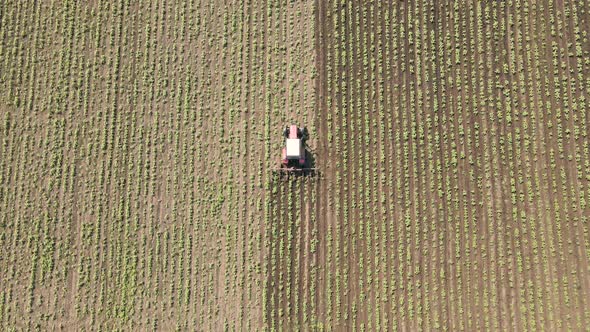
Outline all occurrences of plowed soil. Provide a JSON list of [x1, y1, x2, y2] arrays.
[[0, 0, 590, 331]]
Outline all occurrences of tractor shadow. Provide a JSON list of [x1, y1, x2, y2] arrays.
[[304, 145, 318, 172]]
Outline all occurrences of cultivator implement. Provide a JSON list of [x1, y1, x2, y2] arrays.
[[273, 167, 318, 179]]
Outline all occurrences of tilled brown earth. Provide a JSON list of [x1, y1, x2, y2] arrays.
[[1, 0, 590, 331], [310, 0, 590, 330]]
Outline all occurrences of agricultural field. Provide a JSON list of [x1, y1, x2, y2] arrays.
[[0, 0, 590, 330]]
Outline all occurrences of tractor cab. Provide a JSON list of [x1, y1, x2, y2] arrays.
[[282, 125, 306, 167]]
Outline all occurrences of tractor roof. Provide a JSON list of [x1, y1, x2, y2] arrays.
[[285, 139, 302, 159]]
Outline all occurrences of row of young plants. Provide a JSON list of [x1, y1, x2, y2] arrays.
[[0, 0, 589, 330], [317, 0, 590, 330], [263, 0, 318, 330], [0, 0, 269, 329]]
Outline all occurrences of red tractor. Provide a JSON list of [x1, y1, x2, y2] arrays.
[[277, 124, 316, 175]]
